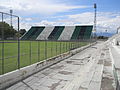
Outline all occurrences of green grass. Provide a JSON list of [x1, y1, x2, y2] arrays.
[[0, 41, 88, 75]]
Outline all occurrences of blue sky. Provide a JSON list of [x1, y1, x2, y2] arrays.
[[0, 0, 120, 33]]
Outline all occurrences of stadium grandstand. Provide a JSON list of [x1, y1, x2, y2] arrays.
[[21, 25, 93, 40]]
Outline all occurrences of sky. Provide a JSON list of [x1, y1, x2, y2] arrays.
[[0, 0, 120, 33]]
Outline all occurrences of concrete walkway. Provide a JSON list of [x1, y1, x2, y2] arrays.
[[6, 41, 115, 90]]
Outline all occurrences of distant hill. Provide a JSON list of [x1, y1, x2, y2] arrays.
[[96, 32, 115, 37]]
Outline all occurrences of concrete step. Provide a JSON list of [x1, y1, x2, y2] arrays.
[[62, 45, 104, 90], [88, 59, 104, 90], [86, 46, 106, 90], [61, 54, 96, 90], [78, 58, 97, 90], [101, 46, 115, 90]]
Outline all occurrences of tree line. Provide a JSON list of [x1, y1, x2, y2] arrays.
[[0, 22, 26, 39]]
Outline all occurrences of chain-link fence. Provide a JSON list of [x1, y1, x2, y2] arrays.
[[0, 12, 95, 75], [0, 12, 20, 75]]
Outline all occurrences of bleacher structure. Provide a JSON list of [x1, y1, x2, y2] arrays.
[[21, 25, 93, 40]]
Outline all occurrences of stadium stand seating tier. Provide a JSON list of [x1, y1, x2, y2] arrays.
[[48, 26, 65, 40], [71, 26, 81, 40], [21, 25, 93, 41], [21, 27, 45, 40], [58, 26, 75, 40], [77, 26, 86, 39], [36, 26, 54, 40], [28, 27, 45, 40], [21, 27, 36, 40], [83, 26, 93, 39]]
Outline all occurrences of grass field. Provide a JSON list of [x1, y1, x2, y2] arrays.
[[0, 40, 88, 75]]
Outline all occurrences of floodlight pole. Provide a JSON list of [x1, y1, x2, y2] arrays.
[[94, 3, 97, 39], [10, 9, 13, 27]]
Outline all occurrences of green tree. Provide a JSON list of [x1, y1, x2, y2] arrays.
[[0, 22, 17, 39]]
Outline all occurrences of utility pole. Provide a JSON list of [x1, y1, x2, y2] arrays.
[[93, 3, 97, 38]]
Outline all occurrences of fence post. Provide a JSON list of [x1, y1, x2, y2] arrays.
[[17, 17, 20, 69], [38, 40, 40, 62], [75, 40, 76, 49], [63, 38, 64, 53], [69, 41, 71, 51], [63, 41, 65, 53], [70, 41, 72, 50], [74, 40, 76, 49], [77, 40, 79, 48], [66, 40, 67, 52], [29, 41, 32, 65], [1, 12, 4, 74], [63, 41, 64, 53], [51, 40, 53, 57], [45, 37, 47, 60], [60, 39, 62, 55], [55, 40, 57, 55], [72, 41, 73, 49]]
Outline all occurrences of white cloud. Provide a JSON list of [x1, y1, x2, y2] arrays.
[[67, 12, 94, 24], [20, 22, 32, 30], [66, 12, 120, 33], [35, 20, 56, 26], [1, 0, 119, 33], [18, 12, 120, 33], [24, 18, 32, 22], [0, 0, 89, 15]]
